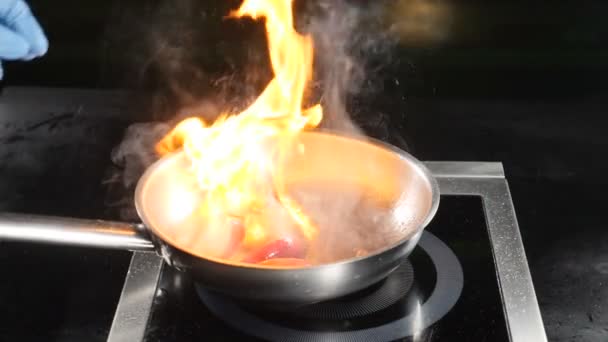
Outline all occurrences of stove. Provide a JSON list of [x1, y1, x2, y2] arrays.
[[0, 87, 547, 342], [107, 164, 548, 342]]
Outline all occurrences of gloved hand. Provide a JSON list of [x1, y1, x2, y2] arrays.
[[0, 0, 48, 79]]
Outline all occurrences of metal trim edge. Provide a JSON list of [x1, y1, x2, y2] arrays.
[[438, 177, 547, 342], [106, 251, 164, 342], [425, 161, 505, 178]]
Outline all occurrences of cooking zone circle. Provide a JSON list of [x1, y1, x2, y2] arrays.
[[280, 261, 415, 320], [197, 231, 464, 341], [199, 260, 415, 321]]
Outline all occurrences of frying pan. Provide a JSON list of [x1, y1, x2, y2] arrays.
[[0, 131, 439, 304]]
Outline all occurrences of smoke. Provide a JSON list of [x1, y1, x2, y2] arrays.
[[302, 0, 396, 135], [104, 0, 396, 221], [303, 0, 366, 134]]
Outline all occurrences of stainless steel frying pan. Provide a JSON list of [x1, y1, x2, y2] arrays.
[[0, 131, 439, 304]]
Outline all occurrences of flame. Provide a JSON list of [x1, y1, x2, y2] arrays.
[[156, 0, 322, 252]]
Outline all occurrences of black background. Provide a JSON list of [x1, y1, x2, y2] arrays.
[[2, 0, 607, 341]]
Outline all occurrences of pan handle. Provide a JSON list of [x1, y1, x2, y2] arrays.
[[0, 213, 155, 251]]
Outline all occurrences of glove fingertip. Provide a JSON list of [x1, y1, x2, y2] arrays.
[[8, 0, 49, 58], [29, 30, 48, 57], [22, 34, 47, 60]]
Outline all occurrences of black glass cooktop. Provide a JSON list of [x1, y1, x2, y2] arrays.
[[144, 196, 509, 342], [0, 103, 133, 342]]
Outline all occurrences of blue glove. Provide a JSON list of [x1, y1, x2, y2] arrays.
[[0, 0, 48, 79]]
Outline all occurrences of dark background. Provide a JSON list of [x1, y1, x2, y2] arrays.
[[2, 0, 607, 341]]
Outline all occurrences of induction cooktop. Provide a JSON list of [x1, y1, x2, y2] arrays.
[[109, 163, 547, 342]]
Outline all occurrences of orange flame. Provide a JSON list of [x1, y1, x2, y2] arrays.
[[156, 0, 322, 250]]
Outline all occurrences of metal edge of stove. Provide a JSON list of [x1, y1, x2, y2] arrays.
[[105, 161, 547, 342], [435, 162, 547, 342], [425, 161, 505, 178], [106, 252, 164, 342]]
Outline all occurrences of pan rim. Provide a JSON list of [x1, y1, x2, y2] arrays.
[[134, 130, 440, 270]]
